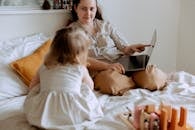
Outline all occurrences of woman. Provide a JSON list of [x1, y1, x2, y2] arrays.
[[70, 0, 150, 75]]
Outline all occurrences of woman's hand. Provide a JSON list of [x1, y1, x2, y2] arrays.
[[123, 44, 152, 55], [107, 63, 125, 74]]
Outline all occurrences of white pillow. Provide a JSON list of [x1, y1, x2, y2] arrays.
[[0, 33, 49, 100], [0, 33, 49, 64]]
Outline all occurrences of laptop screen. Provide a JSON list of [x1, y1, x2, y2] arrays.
[[117, 29, 157, 73], [147, 29, 157, 59]]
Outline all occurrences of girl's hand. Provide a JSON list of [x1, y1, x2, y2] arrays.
[[29, 72, 40, 90], [123, 44, 152, 55], [82, 66, 94, 90], [107, 63, 125, 74]]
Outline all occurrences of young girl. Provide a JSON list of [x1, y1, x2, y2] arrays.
[[24, 27, 104, 129]]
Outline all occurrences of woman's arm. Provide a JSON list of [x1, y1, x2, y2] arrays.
[[87, 57, 125, 74], [108, 22, 151, 55], [122, 44, 152, 55], [87, 57, 110, 71]]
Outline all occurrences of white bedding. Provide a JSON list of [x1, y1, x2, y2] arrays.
[[0, 96, 26, 120], [0, 34, 195, 130]]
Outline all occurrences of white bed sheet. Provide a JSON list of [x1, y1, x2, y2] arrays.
[[0, 33, 49, 100], [0, 71, 195, 130], [0, 96, 26, 120], [0, 32, 194, 129]]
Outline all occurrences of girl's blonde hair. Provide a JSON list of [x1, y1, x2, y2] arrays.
[[44, 27, 89, 67]]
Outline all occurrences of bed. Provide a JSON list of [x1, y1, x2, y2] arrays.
[[0, 10, 195, 130]]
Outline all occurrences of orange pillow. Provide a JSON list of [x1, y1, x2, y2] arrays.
[[10, 39, 52, 87], [132, 65, 168, 91], [94, 69, 135, 95]]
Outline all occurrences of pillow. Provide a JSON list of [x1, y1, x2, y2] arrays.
[[0, 66, 28, 100], [132, 65, 168, 91], [94, 69, 135, 95], [10, 39, 52, 87], [0, 33, 50, 100]]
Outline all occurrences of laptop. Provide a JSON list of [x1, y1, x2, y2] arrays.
[[117, 29, 157, 76]]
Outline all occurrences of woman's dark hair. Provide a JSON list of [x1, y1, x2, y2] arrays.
[[71, 0, 103, 21]]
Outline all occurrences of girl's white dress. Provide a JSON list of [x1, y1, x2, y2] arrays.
[[24, 64, 103, 129]]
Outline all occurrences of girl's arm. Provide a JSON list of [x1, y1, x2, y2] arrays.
[[29, 72, 40, 90], [82, 66, 94, 90]]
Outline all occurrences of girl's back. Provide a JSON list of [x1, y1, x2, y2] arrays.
[[24, 63, 103, 129], [39, 64, 83, 93]]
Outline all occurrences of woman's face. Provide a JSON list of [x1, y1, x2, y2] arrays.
[[74, 0, 97, 24]]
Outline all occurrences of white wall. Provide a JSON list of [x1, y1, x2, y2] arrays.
[[100, 0, 180, 73], [178, 0, 195, 75], [0, 10, 69, 40], [1, 0, 195, 74]]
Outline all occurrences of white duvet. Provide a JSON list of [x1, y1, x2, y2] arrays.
[[0, 71, 195, 130], [0, 34, 195, 130]]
